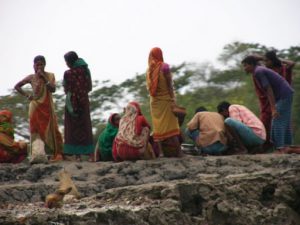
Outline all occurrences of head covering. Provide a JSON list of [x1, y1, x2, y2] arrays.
[[109, 113, 120, 127], [0, 110, 14, 138], [0, 110, 13, 123], [146, 47, 164, 96], [98, 113, 120, 160], [129, 102, 142, 116], [116, 102, 145, 147]]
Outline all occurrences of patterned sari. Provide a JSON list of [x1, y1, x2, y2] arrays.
[[0, 110, 27, 163], [29, 73, 63, 157], [112, 102, 155, 161], [63, 58, 94, 155]]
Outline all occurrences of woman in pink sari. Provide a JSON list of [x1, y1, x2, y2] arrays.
[[112, 102, 155, 161], [0, 110, 27, 163]]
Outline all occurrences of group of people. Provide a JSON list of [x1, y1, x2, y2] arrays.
[[13, 51, 94, 162], [0, 47, 298, 164], [185, 50, 298, 155]]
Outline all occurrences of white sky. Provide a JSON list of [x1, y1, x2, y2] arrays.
[[0, 0, 299, 95]]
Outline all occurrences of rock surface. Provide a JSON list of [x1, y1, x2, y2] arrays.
[[0, 154, 300, 225]]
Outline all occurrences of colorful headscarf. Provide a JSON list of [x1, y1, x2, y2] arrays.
[[0, 110, 14, 138], [0, 110, 12, 123], [116, 102, 146, 147], [146, 47, 164, 96]]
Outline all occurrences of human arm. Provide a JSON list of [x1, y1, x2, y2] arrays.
[[265, 86, 278, 118], [14, 75, 33, 100], [280, 58, 295, 69], [38, 71, 56, 93], [87, 70, 92, 92], [63, 71, 70, 94], [162, 64, 175, 102], [254, 70, 278, 118], [136, 116, 151, 135], [228, 106, 243, 122], [187, 113, 199, 131]]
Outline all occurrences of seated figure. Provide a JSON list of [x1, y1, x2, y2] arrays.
[[95, 113, 120, 161], [217, 101, 266, 153], [186, 106, 228, 155], [0, 110, 27, 163], [112, 102, 155, 161]]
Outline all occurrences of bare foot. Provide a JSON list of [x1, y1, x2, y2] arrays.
[[50, 154, 63, 162], [76, 155, 81, 162], [274, 148, 288, 154]]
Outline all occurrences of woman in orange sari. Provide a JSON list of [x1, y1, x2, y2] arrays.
[[0, 110, 27, 163], [15, 55, 63, 161], [146, 47, 182, 157]]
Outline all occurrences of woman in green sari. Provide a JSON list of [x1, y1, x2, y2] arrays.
[[95, 113, 120, 161]]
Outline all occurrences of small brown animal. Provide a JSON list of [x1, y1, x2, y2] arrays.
[[45, 187, 72, 208]]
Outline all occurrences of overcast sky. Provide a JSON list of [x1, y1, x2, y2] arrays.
[[0, 0, 299, 95]]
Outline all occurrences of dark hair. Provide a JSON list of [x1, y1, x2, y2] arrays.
[[33, 55, 46, 64], [265, 50, 281, 67], [64, 51, 79, 66], [195, 106, 207, 114], [217, 101, 231, 113], [241, 55, 258, 66]]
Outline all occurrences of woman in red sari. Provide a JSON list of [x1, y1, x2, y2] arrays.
[[112, 102, 155, 161], [0, 110, 27, 163], [15, 56, 63, 161]]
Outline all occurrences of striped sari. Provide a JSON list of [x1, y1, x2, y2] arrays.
[[271, 96, 293, 148]]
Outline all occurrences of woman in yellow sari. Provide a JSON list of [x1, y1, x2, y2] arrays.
[[146, 47, 182, 157], [15, 55, 63, 161]]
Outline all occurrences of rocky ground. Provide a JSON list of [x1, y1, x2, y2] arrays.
[[0, 154, 300, 225]]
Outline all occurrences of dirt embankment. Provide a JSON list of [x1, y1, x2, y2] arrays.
[[0, 154, 300, 225]]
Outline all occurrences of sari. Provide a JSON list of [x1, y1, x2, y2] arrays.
[[28, 73, 63, 157], [0, 110, 27, 163], [112, 102, 155, 161], [146, 47, 181, 156], [63, 58, 94, 155], [97, 113, 119, 161]]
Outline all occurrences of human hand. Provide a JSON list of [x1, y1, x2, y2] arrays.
[[37, 69, 47, 81], [171, 97, 176, 104], [27, 95, 34, 101]]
